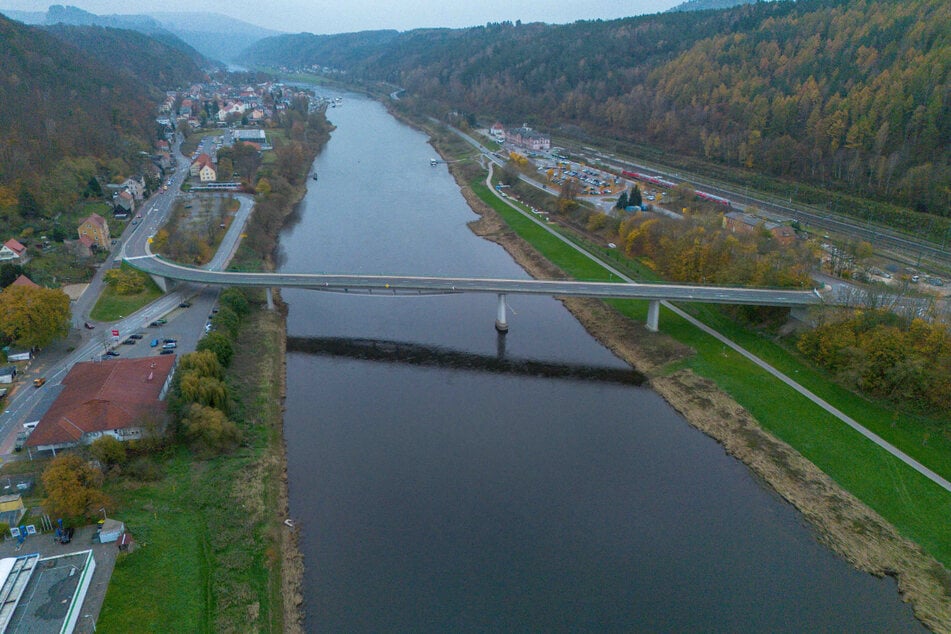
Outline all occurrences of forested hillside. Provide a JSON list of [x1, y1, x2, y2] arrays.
[[0, 16, 158, 192], [243, 0, 950, 216], [44, 24, 207, 88]]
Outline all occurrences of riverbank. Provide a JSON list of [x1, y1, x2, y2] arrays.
[[437, 148, 951, 630]]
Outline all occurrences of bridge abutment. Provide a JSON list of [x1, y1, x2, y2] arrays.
[[495, 293, 509, 333], [646, 300, 660, 332]]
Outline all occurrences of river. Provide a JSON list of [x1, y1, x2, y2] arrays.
[[278, 91, 925, 632]]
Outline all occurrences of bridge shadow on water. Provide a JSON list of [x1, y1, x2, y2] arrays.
[[286, 336, 645, 386]]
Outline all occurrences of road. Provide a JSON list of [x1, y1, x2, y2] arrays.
[[0, 134, 251, 455]]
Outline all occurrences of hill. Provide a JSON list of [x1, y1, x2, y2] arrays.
[[0, 14, 164, 208], [0, 4, 281, 63], [43, 23, 207, 87], [241, 0, 950, 217]]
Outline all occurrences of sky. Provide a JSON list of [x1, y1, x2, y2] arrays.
[[1, 0, 683, 34]]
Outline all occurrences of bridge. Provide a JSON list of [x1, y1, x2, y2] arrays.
[[125, 253, 823, 333]]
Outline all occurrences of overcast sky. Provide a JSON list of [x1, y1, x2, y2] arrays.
[[2, 0, 682, 34]]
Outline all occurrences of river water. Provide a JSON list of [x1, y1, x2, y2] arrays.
[[279, 91, 925, 632]]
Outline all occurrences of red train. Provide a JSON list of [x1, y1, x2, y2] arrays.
[[621, 170, 732, 207]]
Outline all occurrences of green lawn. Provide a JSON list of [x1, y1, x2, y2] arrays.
[[98, 307, 285, 633], [475, 177, 951, 568], [88, 264, 163, 322]]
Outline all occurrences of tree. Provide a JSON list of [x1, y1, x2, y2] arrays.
[[615, 191, 629, 210], [178, 372, 229, 410], [0, 285, 71, 348], [84, 176, 103, 199], [17, 187, 40, 219], [41, 454, 110, 520], [0, 263, 24, 289], [103, 268, 146, 295], [219, 288, 250, 317], [630, 185, 642, 207], [196, 331, 234, 367], [89, 436, 127, 467], [181, 403, 241, 456], [178, 349, 224, 380]]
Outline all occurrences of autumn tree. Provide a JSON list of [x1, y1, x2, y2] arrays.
[[42, 454, 111, 520], [181, 403, 241, 456], [0, 285, 71, 348], [89, 435, 128, 468], [104, 268, 146, 295]]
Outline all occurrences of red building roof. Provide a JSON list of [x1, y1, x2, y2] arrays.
[[3, 238, 26, 255], [81, 213, 108, 230], [27, 355, 176, 448], [10, 274, 38, 288]]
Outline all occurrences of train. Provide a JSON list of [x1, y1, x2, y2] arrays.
[[621, 170, 732, 207]]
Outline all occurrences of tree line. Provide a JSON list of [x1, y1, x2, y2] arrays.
[[244, 0, 950, 219]]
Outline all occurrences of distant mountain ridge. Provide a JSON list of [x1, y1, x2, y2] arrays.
[[0, 4, 281, 62]]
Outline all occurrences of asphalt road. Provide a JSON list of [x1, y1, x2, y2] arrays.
[[0, 134, 248, 456]]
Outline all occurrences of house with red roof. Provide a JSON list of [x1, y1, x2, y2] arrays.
[[0, 239, 27, 263], [190, 153, 215, 178], [26, 355, 177, 455]]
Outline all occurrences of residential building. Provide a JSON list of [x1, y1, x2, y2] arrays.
[[77, 213, 110, 249], [490, 122, 505, 140], [190, 153, 214, 177], [199, 163, 217, 182], [0, 239, 26, 263], [26, 355, 177, 455], [121, 176, 145, 201], [0, 367, 15, 384]]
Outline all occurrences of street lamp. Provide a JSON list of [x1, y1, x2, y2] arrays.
[[83, 614, 97, 632]]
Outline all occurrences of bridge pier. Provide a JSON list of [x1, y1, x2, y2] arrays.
[[266, 287, 274, 310], [148, 274, 169, 293], [646, 300, 660, 332], [495, 293, 509, 333]]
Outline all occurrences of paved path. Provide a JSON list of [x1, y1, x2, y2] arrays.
[[479, 163, 951, 495]]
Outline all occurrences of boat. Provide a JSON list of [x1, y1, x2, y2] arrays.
[[312, 172, 318, 181]]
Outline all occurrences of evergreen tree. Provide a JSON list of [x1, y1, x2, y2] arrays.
[[616, 191, 629, 210], [631, 185, 643, 207]]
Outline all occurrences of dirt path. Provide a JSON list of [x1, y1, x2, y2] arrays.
[[455, 157, 951, 633]]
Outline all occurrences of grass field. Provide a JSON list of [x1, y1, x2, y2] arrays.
[[97, 304, 286, 633], [88, 264, 163, 322], [472, 178, 951, 568]]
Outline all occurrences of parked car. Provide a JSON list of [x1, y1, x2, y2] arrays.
[[122, 338, 136, 345], [129, 333, 144, 339], [150, 339, 160, 348], [162, 342, 177, 350], [84, 322, 95, 329], [105, 350, 120, 357], [160, 349, 175, 355], [163, 338, 177, 344], [179, 301, 192, 308]]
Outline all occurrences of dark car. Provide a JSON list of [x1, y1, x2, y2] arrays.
[[105, 350, 120, 357], [160, 349, 175, 355], [122, 338, 136, 345], [163, 338, 177, 344], [179, 301, 192, 308], [84, 322, 95, 330], [129, 333, 144, 340]]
